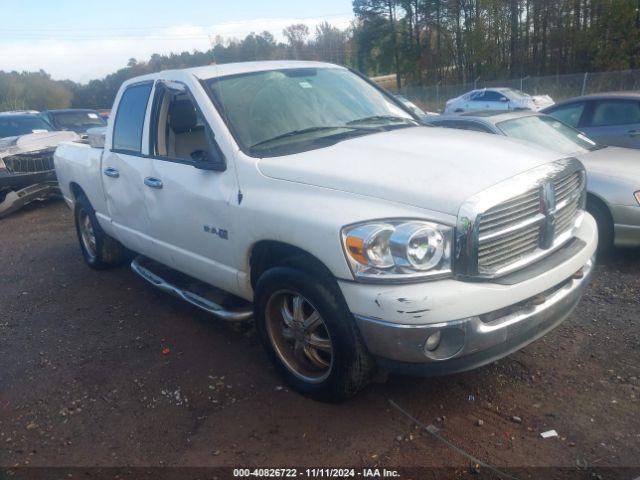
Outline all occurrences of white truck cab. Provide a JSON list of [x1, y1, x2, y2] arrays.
[[54, 61, 597, 401]]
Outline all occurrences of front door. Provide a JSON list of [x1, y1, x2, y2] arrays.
[[141, 80, 240, 294]]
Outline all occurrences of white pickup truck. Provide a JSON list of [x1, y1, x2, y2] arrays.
[[54, 61, 598, 401]]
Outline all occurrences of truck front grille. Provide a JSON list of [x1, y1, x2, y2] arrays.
[[477, 187, 544, 273], [3, 147, 56, 174], [455, 158, 586, 278], [553, 172, 582, 237]]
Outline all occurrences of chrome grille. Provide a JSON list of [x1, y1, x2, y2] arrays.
[[478, 222, 541, 271], [479, 188, 541, 235], [553, 172, 582, 236], [4, 148, 56, 174], [455, 158, 586, 278], [477, 188, 543, 272]]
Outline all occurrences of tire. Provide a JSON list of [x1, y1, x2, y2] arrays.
[[74, 193, 127, 270], [587, 197, 614, 256], [254, 265, 374, 402]]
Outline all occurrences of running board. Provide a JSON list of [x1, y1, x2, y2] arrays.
[[130, 257, 253, 322]]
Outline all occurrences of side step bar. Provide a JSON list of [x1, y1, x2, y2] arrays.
[[130, 257, 253, 322]]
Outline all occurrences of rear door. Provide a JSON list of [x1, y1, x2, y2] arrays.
[[102, 81, 155, 254], [581, 99, 640, 148]]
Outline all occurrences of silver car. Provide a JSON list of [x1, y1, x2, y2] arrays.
[[444, 88, 554, 114], [429, 111, 640, 251], [543, 92, 640, 149]]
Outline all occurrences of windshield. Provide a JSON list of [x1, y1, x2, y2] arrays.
[[0, 116, 52, 138], [50, 111, 106, 131], [204, 67, 415, 156], [497, 115, 600, 155]]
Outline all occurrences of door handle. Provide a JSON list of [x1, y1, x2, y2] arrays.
[[103, 167, 120, 178], [144, 177, 163, 189], [627, 129, 640, 137]]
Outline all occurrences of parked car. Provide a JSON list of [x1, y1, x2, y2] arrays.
[[444, 88, 554, 114], [54, 61, 597, 401], [543, 92, 640, 149], [41, 109, 107, 134], [429, 110, 640, 251], [0, 113, 78, 216]]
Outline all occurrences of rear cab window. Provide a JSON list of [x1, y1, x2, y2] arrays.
[[112, 83, 153, 153]]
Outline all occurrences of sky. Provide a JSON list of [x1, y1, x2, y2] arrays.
[[0, 0, 354, 83]]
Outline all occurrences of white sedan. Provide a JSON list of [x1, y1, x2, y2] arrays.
[[444, 88, 554, 114]]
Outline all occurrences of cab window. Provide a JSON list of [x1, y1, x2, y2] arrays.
[[151, 85, 211, 162], [112, 83, 152, 153]]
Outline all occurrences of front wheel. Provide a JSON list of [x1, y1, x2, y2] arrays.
[[254, 266, 374, 402]]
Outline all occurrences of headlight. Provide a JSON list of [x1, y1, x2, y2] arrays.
[[635, 191, 640, 205], [342, 220, 453, 282]]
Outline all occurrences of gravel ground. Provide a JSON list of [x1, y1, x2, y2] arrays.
[[1, 200, 639, 477]]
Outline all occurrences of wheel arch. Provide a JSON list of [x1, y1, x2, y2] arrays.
[[69, 182, 86, 203], [249, 240, 337, 290], [586, 191, 614, 223]]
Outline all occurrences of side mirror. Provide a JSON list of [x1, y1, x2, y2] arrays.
[[191, 150, 225, 171], [500, 97, 509, 103]]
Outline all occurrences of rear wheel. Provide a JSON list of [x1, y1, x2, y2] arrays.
[[74, 194, 127, 269], [254, 266, 374, 402]]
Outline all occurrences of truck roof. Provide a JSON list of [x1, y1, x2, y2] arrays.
[[124, 61, 345, 85]]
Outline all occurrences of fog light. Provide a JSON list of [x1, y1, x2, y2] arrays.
[[424, 331, 442, 352], [423, 327, 466, 360]]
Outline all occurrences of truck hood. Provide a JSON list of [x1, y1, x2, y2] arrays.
[[257, 127, 562, 215], [0, 131, 79, 159]]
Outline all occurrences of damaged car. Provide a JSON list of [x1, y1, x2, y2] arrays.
[[1, 112, 78, 217]]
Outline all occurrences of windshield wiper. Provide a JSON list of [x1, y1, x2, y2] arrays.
[[347, 115, 419, 126], [249, 125, 376, 149]]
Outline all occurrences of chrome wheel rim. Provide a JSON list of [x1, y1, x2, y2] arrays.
[[265, 290, 333, 383], [79, 208, 97, 259]]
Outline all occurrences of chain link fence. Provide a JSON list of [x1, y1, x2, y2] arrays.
[[399, 69, 640, 112]]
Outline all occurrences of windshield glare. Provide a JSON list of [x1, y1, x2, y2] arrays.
[[204, 68, 413, 155], [497, 115, 598, 155], [0, 116, 51, 138]]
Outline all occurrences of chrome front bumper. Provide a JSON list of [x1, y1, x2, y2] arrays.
[[354, 257, 594, 376]]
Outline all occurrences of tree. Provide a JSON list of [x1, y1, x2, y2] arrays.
[[283, 23, 310, 59], [314, 21, 348, 64], [354, 0, 403, 89]]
